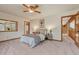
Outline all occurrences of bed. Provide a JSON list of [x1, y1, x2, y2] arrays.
[[20, 34, 45, 48]]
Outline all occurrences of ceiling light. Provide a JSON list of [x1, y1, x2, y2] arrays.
[[29, 10, 34, 13], [29, 9, 34, 13], [23, 4, 40, 13]]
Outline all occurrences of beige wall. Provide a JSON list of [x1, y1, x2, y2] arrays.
[[0, 12, 29, 41], [0, 8, 79, 41], [30, 9, 79, 41]]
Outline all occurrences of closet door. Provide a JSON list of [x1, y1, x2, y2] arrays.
[[75, 15, 79, 46], [69, 16, 76, 41]]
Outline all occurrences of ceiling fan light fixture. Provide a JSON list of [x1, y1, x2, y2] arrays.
[[23, 4, 40, 13], [28, 9, 34, 13], [26, 4, 31, 7], [29, 10, 34, 13]]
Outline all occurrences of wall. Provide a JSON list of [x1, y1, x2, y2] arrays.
[[30, 15, 61, 40], [52, 9, 79, 40], [0, 12, 29, 41], [0, 8, 79, 41], [30, 19, 40, 34], [30, 9, 79, 41], [45, 15, 61, 40]]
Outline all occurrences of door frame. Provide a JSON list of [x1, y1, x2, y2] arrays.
[[24, 21, 30, 35], [61, 16, 71, 41], [61, 12, 79, 42]]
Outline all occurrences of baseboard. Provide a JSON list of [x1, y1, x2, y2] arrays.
[[52, 39, 62, 42], [0, 37, 20, 43], [75, 42, 79, 48]]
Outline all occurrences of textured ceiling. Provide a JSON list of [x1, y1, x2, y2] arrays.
[[0, 4, 79, 19]]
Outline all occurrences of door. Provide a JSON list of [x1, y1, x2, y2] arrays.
[[75, 15, 79, 46], [69, 16, 76, 41], [61, 17, 71, 41]]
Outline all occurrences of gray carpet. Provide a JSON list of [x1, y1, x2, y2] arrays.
[[0, 36, 79, 55]]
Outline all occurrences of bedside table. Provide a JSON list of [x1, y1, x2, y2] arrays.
[[45, 33, 53, 40]]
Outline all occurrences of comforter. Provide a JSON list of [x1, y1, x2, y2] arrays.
[[20, 35, 42, 48]]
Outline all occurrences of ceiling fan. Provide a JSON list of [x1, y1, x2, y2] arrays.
[[22, 4, 41, 13]]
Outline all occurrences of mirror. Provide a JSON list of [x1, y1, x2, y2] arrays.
[[0, 19, 18, 32], [62, 17, 70, 35], [69, 17, 76, 40], [69, 20, 75, 29], [75, 15, 79, 44]]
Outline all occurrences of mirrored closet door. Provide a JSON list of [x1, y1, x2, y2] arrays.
[[69, 16, 76, 41], [75, 15, 79, 46]]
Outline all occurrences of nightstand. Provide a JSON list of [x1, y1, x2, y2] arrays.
[[45, 33, 53, 40]]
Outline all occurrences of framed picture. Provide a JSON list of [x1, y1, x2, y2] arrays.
[[40, 19, 45, 28]]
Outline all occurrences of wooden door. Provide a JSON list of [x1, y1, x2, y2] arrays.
[[75, 15, 79, 46], [69, 16, 76, 41], [61, 17, 71, 41]]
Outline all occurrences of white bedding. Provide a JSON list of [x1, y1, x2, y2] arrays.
[[38, 34, 45, 41]]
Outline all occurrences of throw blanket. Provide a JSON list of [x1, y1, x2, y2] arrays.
[[20, 35, 41, 48]]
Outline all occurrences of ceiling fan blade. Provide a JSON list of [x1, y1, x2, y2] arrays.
[[24, 10, 28, 12], [22, 4, 29, 8], [30, 5, 39, 9], [35, 5, 39, 8], [35, 11, 41, 13]]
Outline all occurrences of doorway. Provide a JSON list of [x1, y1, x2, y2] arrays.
[[61, 12, 79, 47], [61, 16, 71, 41], [24, 21, 30, 35]]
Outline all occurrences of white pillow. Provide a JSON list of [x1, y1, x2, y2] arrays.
[[39, 34, 45, 41]]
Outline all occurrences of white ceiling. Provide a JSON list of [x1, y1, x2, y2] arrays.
[[0, 4, 79, 19]]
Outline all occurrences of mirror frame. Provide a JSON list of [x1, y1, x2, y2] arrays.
[[0, 19, 18, 32]]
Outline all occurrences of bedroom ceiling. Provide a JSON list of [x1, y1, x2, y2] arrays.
[[0, 4, 79, 19]]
